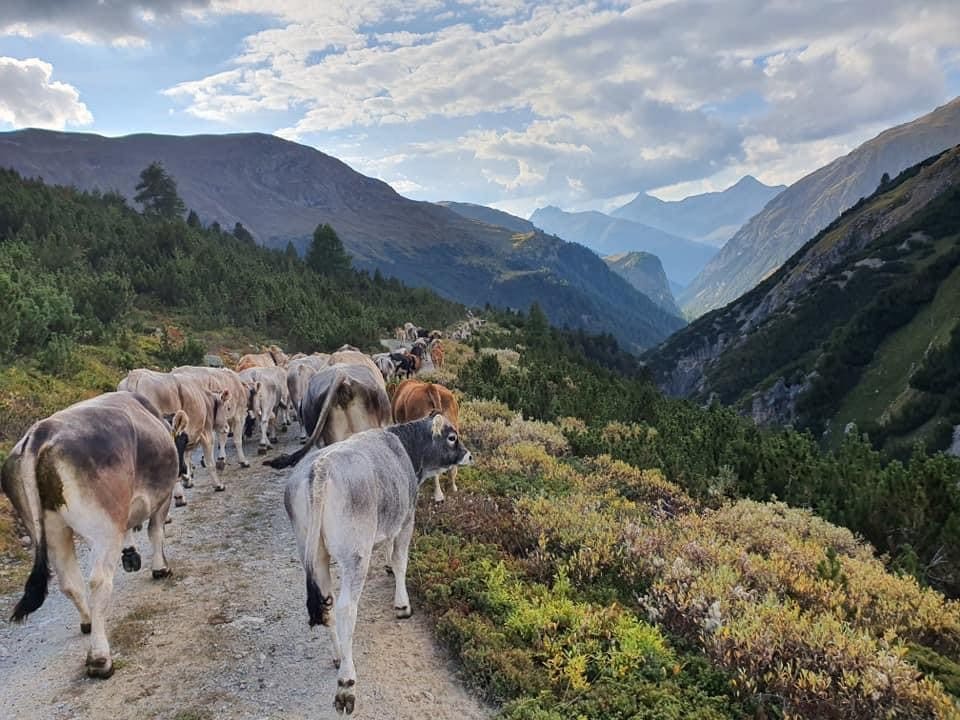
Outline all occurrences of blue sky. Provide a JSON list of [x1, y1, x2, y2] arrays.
[[1, 1, 959, 216]]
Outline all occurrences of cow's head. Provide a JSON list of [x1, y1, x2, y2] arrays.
[[209, 390, 231, 434], [172, 410, 190, 478], [421, 412, 472, 474], [243, 382, 261, 438]]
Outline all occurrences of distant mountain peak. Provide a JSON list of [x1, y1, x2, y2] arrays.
[[611, 175, 784, 247]]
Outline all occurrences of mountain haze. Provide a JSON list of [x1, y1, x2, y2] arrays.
[[529, 205, 716, 287], [682, 97, 960, 317], [613, 175, 785, 246], [646, 145, 960, 454], [437, 201, 535, 233], [0, 128, 682, 350], [603, 252, 681, 317]]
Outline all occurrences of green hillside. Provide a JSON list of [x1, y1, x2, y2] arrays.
[[646, 146, 960, 456]]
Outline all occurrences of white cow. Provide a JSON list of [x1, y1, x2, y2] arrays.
[[280, 414, 473, 714], [239, 366, 290, 454]]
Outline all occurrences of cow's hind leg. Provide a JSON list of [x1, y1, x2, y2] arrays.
[[86, 536, 123, 678], [333, 550, 371, 715], [305, 542, 339, 667], [148, 500, 172, 579], [390, 519, 415, 619], [202, 434, 225, 492], [121, 529, 142, 572], [47, 514, 91, 634], [231, 417, 251, 468]]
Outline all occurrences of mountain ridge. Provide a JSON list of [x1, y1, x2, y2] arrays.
[[681, 97, 960, 316], [612, 175, 785, 246], [0, 128, 682, 351]]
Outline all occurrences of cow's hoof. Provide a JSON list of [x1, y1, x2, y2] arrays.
[[164, 516, 173, 525], [333, 657, 341, 669], [85, 655, 114, 679], [121, 547, 142, 573], [152, 568, 172, 580], [227, 432, 234, 438], [174, 496, 187, 508], [300, 438, 307, 444], [433, 496, 445, 504], [181, 479, 194, 489], [269, 437, 279, 445], [200, 458, 206, 468], [335, 682, 356, 715], [80, 622, 91, 635], [215, 458, 226, 471], [214, 485, 226, 492], [384, 564, 394, 576], [257, 447, 267, 455], [394, 606, 412, 619], [240, 461, 250, 468]]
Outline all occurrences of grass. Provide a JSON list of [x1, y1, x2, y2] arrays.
[[832, 243, 960, 444]]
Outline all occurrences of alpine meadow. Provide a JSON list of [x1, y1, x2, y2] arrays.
[[1, 3, 960, 720]]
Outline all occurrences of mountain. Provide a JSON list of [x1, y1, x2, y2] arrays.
[[603, 252, 681, 317], [645, 145, 960, 455], [0, 128, 683, 351], [529, 206, 716, 287], [612, 175, 785, 246], [682, 97, 960, 317], [437, 201, 535, 233]]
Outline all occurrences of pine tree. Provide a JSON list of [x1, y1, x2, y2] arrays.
[[134, 161, 186, 219], [306, 223, 352, 276], [186, 210, 201, 228], [233, 222, 255, 245]]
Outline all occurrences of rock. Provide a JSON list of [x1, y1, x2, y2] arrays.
[[19, 536, 31, 548], [204, 354, 225, 367], [949, 425, 960, 457]]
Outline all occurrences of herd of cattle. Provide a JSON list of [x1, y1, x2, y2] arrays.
[[1, 327, 475, 715]]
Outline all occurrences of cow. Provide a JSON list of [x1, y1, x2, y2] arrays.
[[117, 369, 230, 492], [236, 345, 289, 372], [282, 413, 472, 714], [1, 392, 186, 679], [393, 326, 406, 342], [328, 349, 386, 390], [371, 352, 397, 383], [266, 362, 392, 471], [287, 355, 331, 441], [430, 341, 445, 370], [403, 322, 419, 343], [239, 366, 290, 454], [391, 379, 461, 502], [171, 366, 254, 469], [389, 352, 418, 380]]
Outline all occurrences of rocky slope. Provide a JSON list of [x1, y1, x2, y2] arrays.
[[529, 205, 716, 287], [645, 145, 960, 452], [0, 129, 681, 350], [603, 252, 681, 317], [681, 97, 960, 317], [612, 175, 785, 246]]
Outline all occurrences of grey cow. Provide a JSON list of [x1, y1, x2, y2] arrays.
[[1, 392, 186, 679], [278, 413, 472, 714]]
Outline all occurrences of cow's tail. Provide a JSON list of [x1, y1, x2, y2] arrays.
[[303, 468, 331, 626], [428, 383, 443, 414], [4, 435, 50, 622], [266, 370, 345, 469]]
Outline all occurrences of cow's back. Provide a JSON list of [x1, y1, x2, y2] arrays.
[[392, 380, 459, 426]]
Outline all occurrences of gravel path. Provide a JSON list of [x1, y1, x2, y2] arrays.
[[0, 436, 490, 720]]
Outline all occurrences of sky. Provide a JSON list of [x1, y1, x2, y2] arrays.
[[0, 1, 958, 217]]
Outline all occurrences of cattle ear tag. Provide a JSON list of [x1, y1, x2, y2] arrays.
[[431, 414, 445, 437]]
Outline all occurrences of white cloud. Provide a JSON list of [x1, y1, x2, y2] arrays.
[[0, 57, 93, 130], [163, 0, 960, 209]]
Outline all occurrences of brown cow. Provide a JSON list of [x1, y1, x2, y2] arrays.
[[2, 392, 185, 678], [236, 345, 289, 372], [391, 380, 460, 502], [430, 341, 445, 370]]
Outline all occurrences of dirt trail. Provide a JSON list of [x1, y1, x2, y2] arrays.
[[0, 437, 490, 720]]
